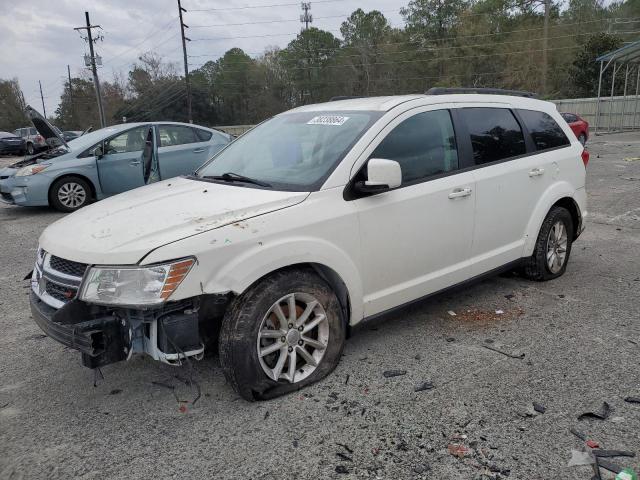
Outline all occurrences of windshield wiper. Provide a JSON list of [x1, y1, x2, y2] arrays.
[[203, 172, 272, 188]]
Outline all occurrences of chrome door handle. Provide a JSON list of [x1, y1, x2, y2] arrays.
[[448, 187, 472, 199], [129, 160, 141, 166], [529, 167, 545, 177], [193, 148, 205, 153]]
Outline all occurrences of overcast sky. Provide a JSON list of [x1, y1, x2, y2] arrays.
[[0, 0, 408, 117]]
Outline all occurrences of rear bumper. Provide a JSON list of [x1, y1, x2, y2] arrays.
[[30, 291, 129, 368]]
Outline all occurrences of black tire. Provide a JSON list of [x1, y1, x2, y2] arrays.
[[26, 143, 35, 155], [523, 206, 574, 281], [578, 133, 587, 146], [49, 176, 92, 212], [219, 268, 346, 401]]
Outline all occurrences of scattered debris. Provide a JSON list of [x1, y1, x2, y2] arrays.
[[336, 452, 352, 462], [448, 443, 471, 458], [264, 411, 270, 420], [495, 309, 504, 315], [578, 402, 611, 421], [178, 404, 188, 413], [293, 439, 299, 448], [109, 389, 122, 395], [446, 337, 456, 342], [483, 344, 525, 359], [344, 374, 350, 385], [624, 397, 640, 404], [335, 465, 349, 474], [533, 402, 546, 414], [598, 458, 623, 474], [593, 450, 635, 458], [383, 370, 407, 378], [567, 449, 595, 466], [570, 427, 587, 441], [504, 294, 515, 300], [336, 443, 353, 454], [624, 157, 640, 162], [615, 468, 638, 480], [414, 381, 434, 392], [447, 310, 457, 316], [413, 464, 430, 474], [587, 440, 600, 449]]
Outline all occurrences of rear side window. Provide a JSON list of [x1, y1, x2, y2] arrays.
[[561, 113, 578, 123], [371, 109, 458, 185], [158, 125, 197, 147], [193, 128, 213, 142], [519, 110, 571, 151], [459, 108, 526, 165]]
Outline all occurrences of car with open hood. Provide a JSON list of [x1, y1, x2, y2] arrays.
[[0, 106, 232, 211], [28, 90, 588, 401]]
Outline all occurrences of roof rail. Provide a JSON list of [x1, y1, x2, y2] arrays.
[[425, 87, 539, 99], [329, 96, 367, 101]]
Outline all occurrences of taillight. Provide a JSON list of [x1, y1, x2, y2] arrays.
[[35, 135, 44, 142], [581, 148, 589, 168]]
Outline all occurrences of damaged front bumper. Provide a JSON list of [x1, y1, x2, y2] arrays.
[[29, 290, 214, 369]]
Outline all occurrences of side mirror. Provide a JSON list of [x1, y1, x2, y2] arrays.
[[354, 158, 402, 194], [93, 145, 104, 158]]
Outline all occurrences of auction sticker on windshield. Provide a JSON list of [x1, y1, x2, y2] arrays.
[[307, 115, 350, 126]]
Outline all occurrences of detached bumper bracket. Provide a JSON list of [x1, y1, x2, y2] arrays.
[[30, 292, 128, 368]]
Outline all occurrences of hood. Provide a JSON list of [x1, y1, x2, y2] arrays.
[[39, 177, 309, 265], [0, 147, 71, 175], [26, 105, 69, 150]]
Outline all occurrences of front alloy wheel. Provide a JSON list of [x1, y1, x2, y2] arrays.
[[257, 292, 329, 384], [219, 268, 345, 401], [50, 177, 91, 212]]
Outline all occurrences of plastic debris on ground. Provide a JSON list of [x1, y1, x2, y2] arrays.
[[383, 369, 407, 378], [567, 449, 595, 466], [615, 468, 639, 480], [414, 381, 434, 392], [578, 402, 611, 421], [448, 443, 471, 458]]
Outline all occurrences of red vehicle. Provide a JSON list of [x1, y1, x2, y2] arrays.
[[561, 112, 589, 145]]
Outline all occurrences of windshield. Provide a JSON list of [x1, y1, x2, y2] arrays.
[[197, 111, 380, 191], [66, 125, 142, 153]]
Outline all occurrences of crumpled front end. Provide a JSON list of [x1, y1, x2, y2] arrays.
[[29, 248, 223, 368]]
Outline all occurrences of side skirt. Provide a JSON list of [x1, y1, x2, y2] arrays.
[[357, 258, 525, 327]]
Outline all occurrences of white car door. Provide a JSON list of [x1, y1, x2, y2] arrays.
[[457, 105, 562, 275], [350, 107, 476, 317]]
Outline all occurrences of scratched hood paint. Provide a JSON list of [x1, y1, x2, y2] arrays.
[[39, 177, 309, 265]]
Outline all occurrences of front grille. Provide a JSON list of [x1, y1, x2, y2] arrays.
[[49, 255, 88, 278], [45, 281, 77, 303]]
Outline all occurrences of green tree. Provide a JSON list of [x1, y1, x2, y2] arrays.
[[566, 32, 623, 97], [279, 28, 341, 103], [0, 78, 28, 131]]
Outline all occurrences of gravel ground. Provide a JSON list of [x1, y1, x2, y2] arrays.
[[1, 132, 639, 480]]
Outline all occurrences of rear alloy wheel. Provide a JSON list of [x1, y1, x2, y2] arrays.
[[50, 177, 91, 212], [219, 268, 345, 401], [26, 143, 35, 155], [523, 206, 574, 281], [578, 133, 587, 145]]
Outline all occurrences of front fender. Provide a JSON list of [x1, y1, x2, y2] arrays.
[[206, 236, 364, 325], [523, 181, 582, 256]]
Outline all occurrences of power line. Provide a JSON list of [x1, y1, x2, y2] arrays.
[[188, 0, 342, 12]]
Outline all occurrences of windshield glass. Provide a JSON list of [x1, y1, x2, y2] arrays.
[[197, 111, 380, 191], [66, 125, 141, 153]]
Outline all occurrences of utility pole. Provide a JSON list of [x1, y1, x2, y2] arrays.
[[300, 2, 312, 31], [38, 80, 47, 117], [67, 65, 75, 128], [541, 0, 550, 95], [74, 11, 106, 128], [178, 0, 192, 123]]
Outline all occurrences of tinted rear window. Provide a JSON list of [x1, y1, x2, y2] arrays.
[[519, 110, 571, 151], [459, 108, 526, 165]]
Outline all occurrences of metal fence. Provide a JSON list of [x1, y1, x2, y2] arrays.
[[552, 95, 640, 132]]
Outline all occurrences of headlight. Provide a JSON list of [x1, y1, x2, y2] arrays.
[[16, 164, 50, 176], [79, 258, 195, 307]]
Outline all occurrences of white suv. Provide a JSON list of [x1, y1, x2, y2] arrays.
[[30, 90, 588, 400]]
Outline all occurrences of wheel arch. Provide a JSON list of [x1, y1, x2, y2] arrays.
[[48, 173, 97, 203], [524, 184, 582, 256]]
